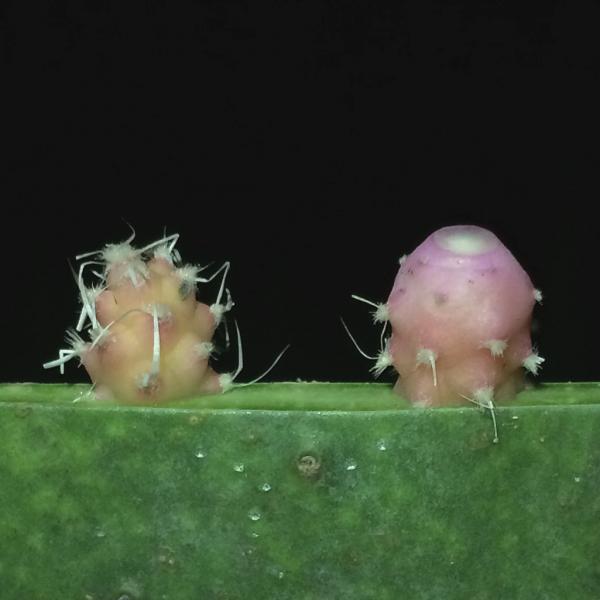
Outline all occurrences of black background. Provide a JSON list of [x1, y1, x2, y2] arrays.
[[3, 1, 599, 385]]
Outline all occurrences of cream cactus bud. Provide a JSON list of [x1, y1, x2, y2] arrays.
[[44, 231, 288, 404]]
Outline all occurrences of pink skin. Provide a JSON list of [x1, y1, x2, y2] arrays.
[[387, 225, 537, 407]]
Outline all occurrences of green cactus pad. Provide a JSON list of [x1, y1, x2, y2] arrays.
[[1, 382, 599, 599]]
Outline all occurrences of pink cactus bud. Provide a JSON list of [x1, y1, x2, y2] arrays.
[[385, 225, 542, 407]]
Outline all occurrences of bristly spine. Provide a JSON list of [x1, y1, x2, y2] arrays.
[[43, 229, 289, 403]]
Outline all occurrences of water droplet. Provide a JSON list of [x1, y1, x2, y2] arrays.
[[574, 476, 581, 483], [95, 529, 106, 538], [539, 437, 545, 443], [157, 545, 176, 567], [248, 509, 261, 521], [195, 450, 206, 459], [156, 556, 175, 567], [512, 415, 519, 420], [377, 440, 387, 451], [250, 532, 260, 538], [267, 566, 285, 579], [233, 463, 245, 473], [345, 459, 358, 471], [260, 483, 272, 492]]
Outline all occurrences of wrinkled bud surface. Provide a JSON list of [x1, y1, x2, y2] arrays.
[[45, 235, 233, 404], [86, 258, 225, 403], [387, 225, 540, 407]]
